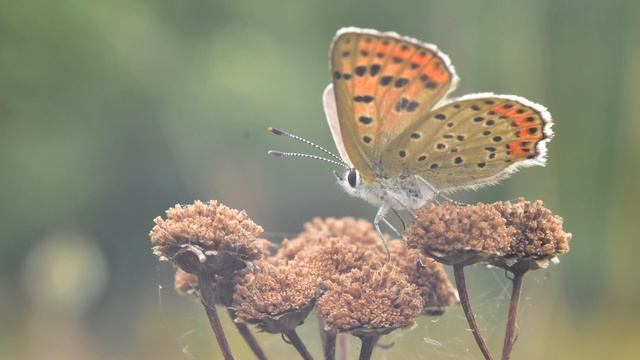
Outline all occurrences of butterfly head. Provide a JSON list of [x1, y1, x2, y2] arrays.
[[333, 167, 390, 207], [334, 168, 362, 192]]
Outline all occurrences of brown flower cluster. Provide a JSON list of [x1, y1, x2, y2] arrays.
[[317, 264, 423, 332], [495, 199, 570, 257], [152, 198, 571, 360], [274, 217, 383, 264], [233, 217, 457, 334], [150, 200, 265, 276], [233, 261, 317, 333], [406, 199, 571, 270], [388, 240, 458, 314]]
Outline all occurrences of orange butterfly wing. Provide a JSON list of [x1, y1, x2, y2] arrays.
[[329, 28, 457, 181]]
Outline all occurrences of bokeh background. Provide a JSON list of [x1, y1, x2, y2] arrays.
[[2, 0, 639, 359]]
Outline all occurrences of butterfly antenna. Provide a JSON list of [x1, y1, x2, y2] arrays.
[[267, 127, 347, 166], [268, 150, 350, 169]]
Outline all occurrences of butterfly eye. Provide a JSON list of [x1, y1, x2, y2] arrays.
[[347, 169, 358, 188]]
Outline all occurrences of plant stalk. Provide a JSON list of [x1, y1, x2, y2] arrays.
[[227, 309, 268, 360], [283, 329, 314, 360], [198, 274, 235, 360], [338, 333, 349, 360], [357, 335, 380, 360], [453, 264, 493, 360], [501, 270, 526, 360], [323, 330, 336, 360], [317, 313, 336, 360]]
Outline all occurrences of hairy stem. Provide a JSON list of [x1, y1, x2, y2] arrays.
[[501, 270, 526, 360], [283, 329, 314, 360], [453, 264, 494, 360], [198, 274, 235, 360], [227, 309, 268, 360], [357, 335, 380, 360]]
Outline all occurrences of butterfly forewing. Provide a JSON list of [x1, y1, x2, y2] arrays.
[[381, 95, 552, 190], [330, 29, 457, 181]]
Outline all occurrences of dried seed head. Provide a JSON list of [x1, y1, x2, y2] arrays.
[[274, 217, 384, 264], [272, 237, 308, 265], [297, 236, 386, 282], [233, 261, 317, 333], [317, 264, 423, 333], [491, 198, 572, 271], [149, 200, 264, 276], [174, 268, 199, 295], [388, 240, 458, 315], [406, 200, 571, 271], [406, 202, 515, 265], [300, 217, 383, 246], [258, 238, 274, 258]]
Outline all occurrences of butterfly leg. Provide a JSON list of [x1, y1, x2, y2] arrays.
[[374, 202, 392, 259], [391, 208, 407, 232], [382, 217, 402, 239], [416, 175, 462, 205]]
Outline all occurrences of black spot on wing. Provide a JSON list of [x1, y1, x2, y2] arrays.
[[354, 95, 375, 103]]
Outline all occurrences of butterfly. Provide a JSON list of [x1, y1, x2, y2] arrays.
[[269, 27, 553, 247]]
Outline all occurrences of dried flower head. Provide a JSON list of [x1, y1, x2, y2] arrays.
[[257, 238, 274, 258], [174, 268, 199, 295], [317, 264, 423, 334], [406, 199, 571, 271], [491, 198, 572, 271], [406, 202, 515, 265], [149, 200, 264, 276], [274, 217, 384, 264], [388, 240, 458, 315], [300, 217, 383, 247], [296, 236, 386, 282], [233, 261, 317, 333]]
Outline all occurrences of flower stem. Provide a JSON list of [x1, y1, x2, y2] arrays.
[[283, 329, 314, 360], [357, 335, 380, 360], [227, 309, 268, 360], [453, 264, 493, 360], [501, 270, 526, 360], [317, 313, 336, 360], [338, 333, 349, 360], [198, 274, 235, 360], [323, 330, 336, 360]]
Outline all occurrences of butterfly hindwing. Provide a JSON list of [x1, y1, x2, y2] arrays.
[[380, 94, 553, 190], [330, 28, 457, 181]]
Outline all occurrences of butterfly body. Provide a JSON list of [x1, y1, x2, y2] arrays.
[[336, 169, 436, 211]]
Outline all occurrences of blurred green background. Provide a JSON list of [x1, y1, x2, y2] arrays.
[[1, 0, 639, 359]]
